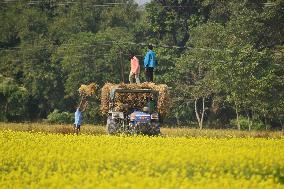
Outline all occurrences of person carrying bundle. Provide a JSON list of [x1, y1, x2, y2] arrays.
[[74, 97, 88, 135]]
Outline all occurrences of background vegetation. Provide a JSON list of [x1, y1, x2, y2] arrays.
[[0, 0, 283, 130]]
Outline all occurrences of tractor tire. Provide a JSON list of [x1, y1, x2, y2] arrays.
[[149, 122, 160, 135], [107, 116, 118, 135], [129, 123, 138, 135]]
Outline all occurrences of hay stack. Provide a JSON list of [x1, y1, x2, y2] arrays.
[[101, 83, 114, 113], [100, 83, 170, 116]]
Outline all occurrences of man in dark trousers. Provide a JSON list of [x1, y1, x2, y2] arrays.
[[144, 44, 157, 82]]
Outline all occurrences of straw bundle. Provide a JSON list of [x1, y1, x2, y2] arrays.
[[78, 83, 97, 97], [101, 83, 113, 113], [100, 83, 170, 116]]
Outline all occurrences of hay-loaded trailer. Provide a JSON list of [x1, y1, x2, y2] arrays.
[[101, 83, 169, 135]]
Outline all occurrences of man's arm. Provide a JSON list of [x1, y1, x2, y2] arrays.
[[81, 100, 88, 112], [78, 97, 87, 110], [144, 52, 149, 67]]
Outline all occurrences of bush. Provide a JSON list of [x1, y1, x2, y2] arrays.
[[47, 109, 73, 124], [82, 101, 103, 124], [230, 116, 266, 131]]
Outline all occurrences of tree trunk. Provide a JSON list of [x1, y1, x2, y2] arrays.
[[279, 119, 283, 132], [247, 113, 251, 131], [195, 98, 206, 130], [246, 111, 252, 131], [264, 116, 268, 130], [176, 115, 180, 126], [194, 99, 200, 128], [263, 109, 268, 130], [201, 97, 205, 129], [5, 102, 8, 118], [120, 52, 125, 83], [235, 101, 240, 130]]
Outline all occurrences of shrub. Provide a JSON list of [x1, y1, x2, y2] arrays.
[[230, 116, 266, 131], [47, 109, 73, 124]]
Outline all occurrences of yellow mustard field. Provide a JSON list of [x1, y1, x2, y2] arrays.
[[0, 130, 284, 189]]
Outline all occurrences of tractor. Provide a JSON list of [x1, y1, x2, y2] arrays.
[[106, 88, 160, 135]]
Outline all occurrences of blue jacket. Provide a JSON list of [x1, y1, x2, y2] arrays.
[[74, 108, 82, 126], [144, 50, 157, 68]]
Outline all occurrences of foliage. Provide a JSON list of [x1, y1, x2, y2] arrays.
[[47, 109, 73, 124], [145, 0, 205, 46], [0, 76, 28, 121], [230, 116, 267, 131]]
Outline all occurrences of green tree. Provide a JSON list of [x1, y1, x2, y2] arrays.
[[185, 1, 284, 129], [21, 38, 62, 119], [144, 0, 205, 46], [0, 75, 28, 121]]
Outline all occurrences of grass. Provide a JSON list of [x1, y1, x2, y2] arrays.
[[0, 122, 106, 135], [162, 127, 284, 138], [0, 122, 283, 138]]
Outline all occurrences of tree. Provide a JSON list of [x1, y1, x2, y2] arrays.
[[0, 75, 28, 121], [145, 0, 205, 46], [21, 37, 63, 119], [174, 51, 216, 129]]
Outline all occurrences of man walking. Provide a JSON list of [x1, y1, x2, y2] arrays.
[[144, 44, 157, 82], [129, 52, 140, 84]]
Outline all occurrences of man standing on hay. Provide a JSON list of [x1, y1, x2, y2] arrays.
[[129, 52, 140, 84], [144, 44, 157, 82]]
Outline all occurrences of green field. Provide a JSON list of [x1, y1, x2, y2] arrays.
[[0, 123, 284, 188]]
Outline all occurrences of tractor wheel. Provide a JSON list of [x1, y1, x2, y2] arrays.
[[129, 123, 137, 135], [107, 116, 117, 134], [150, 122, 160, 135]]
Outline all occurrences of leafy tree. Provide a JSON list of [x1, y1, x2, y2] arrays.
[[185, 1, 284, 129], [145, 0, 205, 46], [0, 75, 28, 121], [100, 1, 139, 30], [21, 38, 62, 119], [18, 8, 49, 42]]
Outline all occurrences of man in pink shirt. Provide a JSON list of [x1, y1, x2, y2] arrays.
[[129, 52, 140, 84]]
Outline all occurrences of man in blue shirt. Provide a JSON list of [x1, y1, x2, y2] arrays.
[[74, 98, 87, 135], [144, 44, 157, 82]]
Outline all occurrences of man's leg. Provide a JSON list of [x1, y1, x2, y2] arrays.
[[74, 124, 80, 135], [129, 72, 134, 84], [76, 128, 79, 135], [145, 68, 150, 82], [149, 67, 154, 82], [144, 68, 148, 82], [76, 125, 80, 135], [135, 73, 140, 83], [73, 124, 76, 133]]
